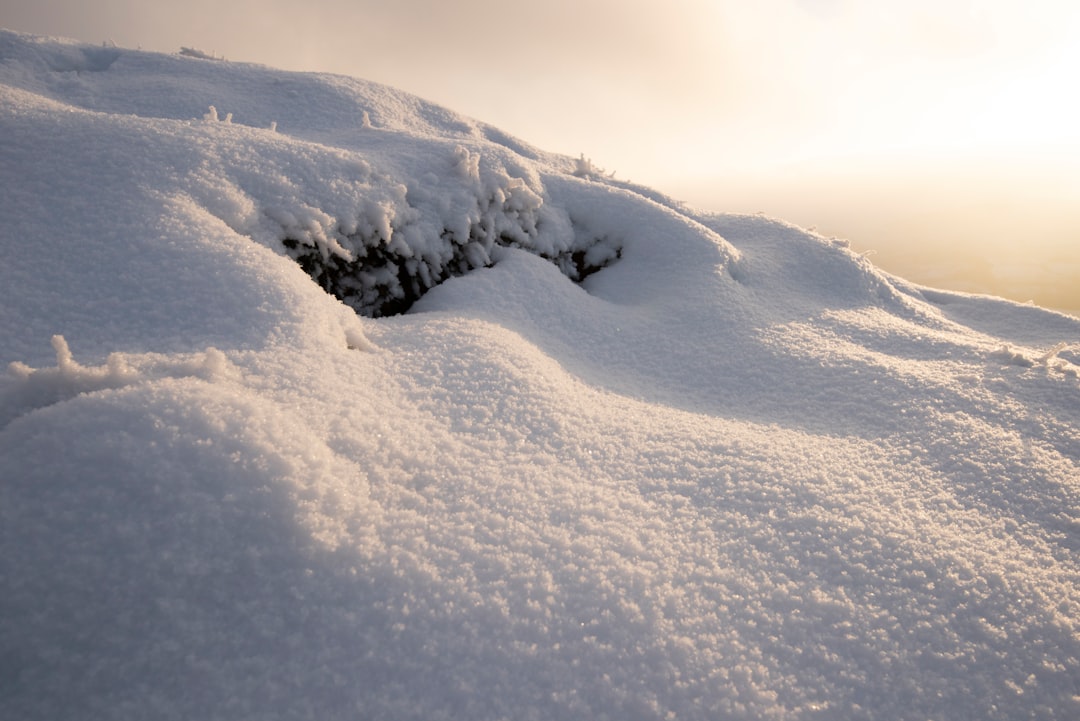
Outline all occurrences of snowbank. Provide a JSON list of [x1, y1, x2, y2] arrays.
[[2, 30, 1079, 721]]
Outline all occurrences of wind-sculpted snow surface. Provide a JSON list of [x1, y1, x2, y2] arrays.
[[2, 31, 1079, 721]]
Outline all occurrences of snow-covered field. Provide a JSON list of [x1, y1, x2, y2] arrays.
[[2, 30, 1079, 720]]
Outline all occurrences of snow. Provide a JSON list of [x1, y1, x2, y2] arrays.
[[2, 29, 1079, 720]]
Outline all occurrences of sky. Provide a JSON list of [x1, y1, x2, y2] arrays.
[[5, 0, 1080, 309]]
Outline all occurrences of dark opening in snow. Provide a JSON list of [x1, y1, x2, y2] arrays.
[[281, 226, 621, 317]]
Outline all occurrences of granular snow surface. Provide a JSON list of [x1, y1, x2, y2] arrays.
[[1, 30, 1078, 721]]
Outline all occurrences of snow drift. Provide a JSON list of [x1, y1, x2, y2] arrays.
[[1, 30, 1079, 721]]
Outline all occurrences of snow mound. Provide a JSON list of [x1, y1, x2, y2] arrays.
[[2, 30, 1079, 721]]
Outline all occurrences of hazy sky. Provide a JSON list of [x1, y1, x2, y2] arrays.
[[6, 0, 1080, 308]]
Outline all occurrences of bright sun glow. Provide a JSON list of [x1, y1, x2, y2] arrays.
[[682, 0, 1080, 171]]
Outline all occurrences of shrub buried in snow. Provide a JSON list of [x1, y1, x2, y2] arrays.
[[279, 146, 621, 317]]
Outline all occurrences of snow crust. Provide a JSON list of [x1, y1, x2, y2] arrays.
[[2, 30, 1079, 720]]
